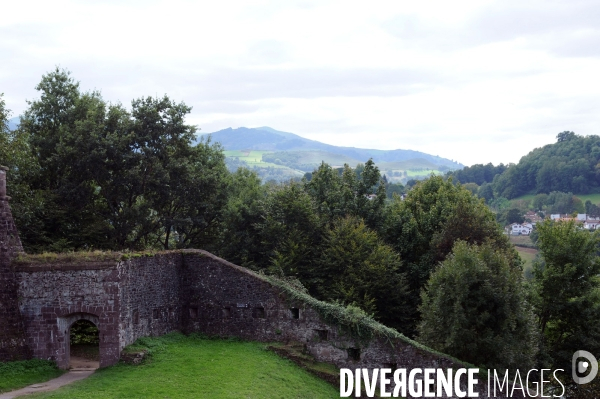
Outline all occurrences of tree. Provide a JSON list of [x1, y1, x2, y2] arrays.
[[218, 168, 265, 267], [418, 241, 538, 371], [533, 193, 548, 211], [316, 216, 410, 330], [529, 220, 600, 372], [304, 160, 386, 230], [383, 176, 513, 335], [17, 68, 229, 251], [498, 208, 525, 226], [261, 182, 322, 282], [585, 200, 600, 218], [477, 182, 494, 202]]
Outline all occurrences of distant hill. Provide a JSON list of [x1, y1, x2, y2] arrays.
[[474, 131, 600, 199], [199, 127, 462, 169]]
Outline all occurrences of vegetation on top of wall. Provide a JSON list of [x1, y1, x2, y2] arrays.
[[11, 249, 173, 266], [260, 273, 479, 371], [11, 250, 123, 265]]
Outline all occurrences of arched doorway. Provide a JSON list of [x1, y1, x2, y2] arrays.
[[69, 319, 100, 370], [58, 313, 100, 370]]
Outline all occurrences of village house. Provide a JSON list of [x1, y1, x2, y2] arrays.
[[509, 223, 532, 235]]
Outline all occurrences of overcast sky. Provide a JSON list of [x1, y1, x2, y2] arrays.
[[2, 0, 600, 166]]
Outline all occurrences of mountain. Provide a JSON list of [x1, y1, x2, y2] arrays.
[[199, 127, 462, 169]]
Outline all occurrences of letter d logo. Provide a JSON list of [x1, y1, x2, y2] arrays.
[[572, 350, 598, 385]]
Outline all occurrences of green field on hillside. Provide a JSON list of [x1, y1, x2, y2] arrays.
[[574, 193, 600, 204], [405, 169, 443, 177], [27, 333, 338, 399], [282, 150, 361, 167], [224, 150, 287, 168], [512, 192, 600, 205]]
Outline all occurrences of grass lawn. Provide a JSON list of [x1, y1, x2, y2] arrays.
[[0, 359, 64, 393], [515, 246, 538, 272], [27, 333, 339, 399]]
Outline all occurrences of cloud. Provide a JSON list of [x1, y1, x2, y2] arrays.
[[3, 0, 600, 166]]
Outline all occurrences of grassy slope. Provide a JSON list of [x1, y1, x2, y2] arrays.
[[512, 192, 600, 205], [27, 334, 339, 399], [224, 149, 444, 182], [0, 359, 64, 393]]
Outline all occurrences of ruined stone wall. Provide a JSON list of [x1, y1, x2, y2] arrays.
[[15, 262, 121, 368], [180, 250, 522, 399], [0, 166, 28, 361], [117, 254, 183, 349]]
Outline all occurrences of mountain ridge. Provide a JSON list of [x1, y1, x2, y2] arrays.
[[199, 126, 463, 168]]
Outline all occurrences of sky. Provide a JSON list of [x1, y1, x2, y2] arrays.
[[2, 0, 600, 166]]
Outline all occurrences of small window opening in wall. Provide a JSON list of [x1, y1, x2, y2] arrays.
[[290, 308, 300, 319], [347, 347, 360, 361], [223, 307, 232, 318], [153, 309, 159, 319], [315, 329, 328, 341], [252, 307, 265, 319], [133, 310, 139, 325], [383, 362, 397, 371], [189, 307, 198, 319]]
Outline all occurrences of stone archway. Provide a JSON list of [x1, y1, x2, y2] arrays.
[[58, 313, 100, 369]]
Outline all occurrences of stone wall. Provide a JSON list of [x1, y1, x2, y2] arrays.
[[118, 254, 183, 349], [180, 250, 522, 398], [9, 249, 524, 397], [0, 166, 28, 361], [16, 262, 121, 368]]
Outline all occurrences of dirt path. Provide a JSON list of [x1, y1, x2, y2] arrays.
[[0, 357, 98, 399]]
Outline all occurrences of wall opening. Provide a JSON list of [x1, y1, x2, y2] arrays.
[[290, 308, 300, 319], [222, 307, 232, 318], [315, 329, 329, 341], [347, 347, 360, 361], [189, 307, 198, 319], [69, 319, 100, 370], [252, 307, 265, 319]]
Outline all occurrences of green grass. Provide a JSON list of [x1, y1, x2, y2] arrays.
[[224, 150, 287, 168], [405, 169, 442, 177], [515, 247, 537, 268], [27, 333, 339, 399], [0, 359, 64, 393], [574, 193, 600, 205], [512, 192, 600, 205]]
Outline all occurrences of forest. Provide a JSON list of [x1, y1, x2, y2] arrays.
[[1, 68, 600, 397], [450, 131, 600, 201]]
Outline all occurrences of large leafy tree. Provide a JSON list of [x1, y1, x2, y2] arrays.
[[383, 176, 513, 335], [0, 94, 41, 233], [15, 68, 229, 251], [530, 220, 600, 372], [418, 241, 538, 371]]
